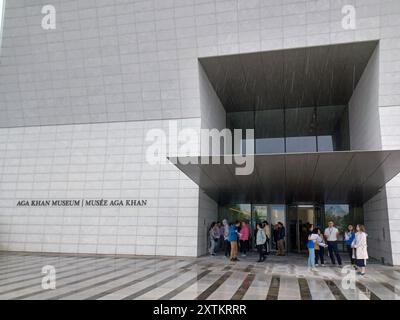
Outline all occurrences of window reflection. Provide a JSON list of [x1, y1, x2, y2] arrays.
[[227, 105, 349, 154], [227, 111, 254, 155], [285, 107, 316, 152], [255, 109, 285, 154], [317, 136, 334, 151], [317, 105, 349, 151], [286, 136, 317, 152], [324, 204, 363, 252], [218, 204, 286, 251]]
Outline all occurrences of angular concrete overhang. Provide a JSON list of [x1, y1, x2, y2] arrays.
[[199, 41, 378, 112], [170, 150, 400, 206]]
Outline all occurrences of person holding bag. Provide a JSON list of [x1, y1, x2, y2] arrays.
[[308, 227, 328, 271], [263, 221, 271, 256], [256, 223, 267, 262], [314, 228, 326, 267]]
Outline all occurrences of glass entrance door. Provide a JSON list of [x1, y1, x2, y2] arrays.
[[288, 205, 317, 253]]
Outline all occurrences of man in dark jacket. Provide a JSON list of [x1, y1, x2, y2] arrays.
[[276, 222, 286, 256]]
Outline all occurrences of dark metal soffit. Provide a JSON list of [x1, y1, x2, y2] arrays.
[[170, 150, 400, 205], [199, 41, 378, 112]]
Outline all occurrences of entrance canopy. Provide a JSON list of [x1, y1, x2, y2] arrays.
[[170, 150, 400, 205]]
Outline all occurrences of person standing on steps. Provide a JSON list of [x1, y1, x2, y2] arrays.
[[307, 226, 317, 271], [217, 221, 225, 252], [276, 222, 286, 256], [352, 224, 368, 276], [315, 228, 326, 267], [324, 221, 342, 267], [308, 227, 328, 271], [273, 224, 279, 251], [256, 223, 267, 262], [222, 219, 230, 258], [239, 220, 250, 257], [229, 221, 241, 262], [208, 222, 219, 256], [263, 221, 271, 256]]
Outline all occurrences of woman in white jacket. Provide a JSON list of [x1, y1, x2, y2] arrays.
[[351, 224, 368, 276]]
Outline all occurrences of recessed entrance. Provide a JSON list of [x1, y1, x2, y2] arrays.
[[288, 205, 323, 253], [218, 204, 286, 253], [218, 203, 361, 254]]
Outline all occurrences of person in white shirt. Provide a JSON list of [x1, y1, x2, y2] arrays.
[[324, 221, 342, 266], [351, 224, 368, 276]]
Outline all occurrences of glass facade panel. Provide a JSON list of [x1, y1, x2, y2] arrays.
[[255, 109, 285, 154], [317, 135, 334, 151], [317, 105, 349, 151], [227, 111, 254, 154], [324, 204, 364, 252], [227, 105, 349, 154], [219, 203, 363, 253], [219, 203, 286, 251], [324, 204, 350, 238], [269, 205, 286, 226], [286, 136, 317, 152], [218, 204, 251, 223], [269, 205, 286, 251], [285, 107, 317, 152], [252, 205, 267, 222]]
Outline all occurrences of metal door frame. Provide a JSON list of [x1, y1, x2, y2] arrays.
[[287, 204, 320, 253]]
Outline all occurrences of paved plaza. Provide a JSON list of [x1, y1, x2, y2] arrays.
[[0, 252, 399, 300]]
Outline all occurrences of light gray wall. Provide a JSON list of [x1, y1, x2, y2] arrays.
[[1, 0, 400, 261], [379, 105, 400, 265], [347, 45, 391, 263], [2, 0, 400, 128], [376, 5, 400, 265], [199, 63, 226, 131], [197, 62, 225, 254], [0, 118, 202, 256], [363, 190, 394, 264], [197, 190, 218, 256], [349, 46, 381, 151], [0, 0, 201, 127]]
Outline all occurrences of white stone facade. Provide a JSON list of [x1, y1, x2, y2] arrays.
[[0, 0, 399, 262]]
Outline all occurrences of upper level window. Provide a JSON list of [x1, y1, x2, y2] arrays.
[[226, 105, 349, 154]]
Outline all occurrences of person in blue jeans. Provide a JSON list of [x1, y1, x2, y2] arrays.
[[228, 221, 241, 261], [307, 225, 316, 271], [308, 227, 327, 271]]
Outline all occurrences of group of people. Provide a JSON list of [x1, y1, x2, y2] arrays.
[[208, 220, 286, 262], [306, 221, 368, 275], [209, 219, 369, 275]]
